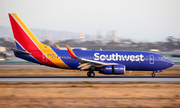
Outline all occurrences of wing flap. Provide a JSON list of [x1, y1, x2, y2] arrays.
[[80, 65, 91, 70], [78, 63, 90, 68]]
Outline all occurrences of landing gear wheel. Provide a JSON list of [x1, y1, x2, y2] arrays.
[[151, 73, 155, 77], [87, 72, 91, 77], [90, 72, 95, 77], [87, 71, 95, 77]]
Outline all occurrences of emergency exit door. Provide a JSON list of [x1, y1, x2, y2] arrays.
[[149, 55, 154, 64]]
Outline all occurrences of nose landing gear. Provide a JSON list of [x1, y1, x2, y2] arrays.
[[151, 72, 155, 77], [151, 70, 162, 77]]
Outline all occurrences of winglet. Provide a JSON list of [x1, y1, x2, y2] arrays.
[[66, 45, 78, 59], [56, 45, 61, 49]]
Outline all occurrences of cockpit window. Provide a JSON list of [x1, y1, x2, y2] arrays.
[[159, 57, 165, 60], [163, 57, 166, 59]]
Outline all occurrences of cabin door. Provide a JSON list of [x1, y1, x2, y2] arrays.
[[149, 55, 154, 64], [43, 54, 47, 62]]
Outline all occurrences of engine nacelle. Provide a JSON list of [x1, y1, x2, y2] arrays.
[[99, 65, 125, 74]]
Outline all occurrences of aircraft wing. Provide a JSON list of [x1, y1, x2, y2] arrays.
[[66, 45, 117, 70]]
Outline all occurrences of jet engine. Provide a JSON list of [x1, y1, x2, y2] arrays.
[[99, 65, 125, 74]]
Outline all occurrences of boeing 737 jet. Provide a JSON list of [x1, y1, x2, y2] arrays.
[[8, 13, 174, 77]]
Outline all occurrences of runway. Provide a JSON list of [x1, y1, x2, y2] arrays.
[[0, 65, 179, 83], [0, 64, 180, 70], [0, 76, 180, 83]]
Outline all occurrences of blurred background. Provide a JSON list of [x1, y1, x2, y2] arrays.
[[0, 0, 180, 63]]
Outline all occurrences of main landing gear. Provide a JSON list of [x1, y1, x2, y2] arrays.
[[87, 71, 95, 77], [151, 72, 155, 77]]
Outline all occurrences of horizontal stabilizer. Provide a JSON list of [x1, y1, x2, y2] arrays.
[[8, 48, 31, 55]]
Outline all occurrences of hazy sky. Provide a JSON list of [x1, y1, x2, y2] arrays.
[[0, 0, 180, 42]]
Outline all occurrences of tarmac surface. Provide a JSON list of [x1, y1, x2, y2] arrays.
[[0, 76, 180, 83], [0, 64, 179, 83], [0, 64, 180, 70]]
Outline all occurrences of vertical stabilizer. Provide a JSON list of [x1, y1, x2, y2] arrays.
[[8, 13, 44, 51], [8, 13, 70, 69]]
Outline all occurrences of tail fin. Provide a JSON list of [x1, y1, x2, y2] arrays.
[[8, 13, 45, 51], [9, 13, 70, 69]]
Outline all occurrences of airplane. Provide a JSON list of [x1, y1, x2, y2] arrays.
[[8, 13, 174, 77]]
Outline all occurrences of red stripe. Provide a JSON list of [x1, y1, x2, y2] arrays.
[[9, 14, 59, 67]]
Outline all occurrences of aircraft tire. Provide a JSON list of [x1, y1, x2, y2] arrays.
[[151, 73, 155, 77], [87, 71, 95, 77], [87, 72, 91, 77], [90, 72, 95, 77]]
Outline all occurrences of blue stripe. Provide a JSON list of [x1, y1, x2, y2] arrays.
[[15, 41, 25, 51]]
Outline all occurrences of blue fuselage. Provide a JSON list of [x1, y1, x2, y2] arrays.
[[40, 47, 174, 71]]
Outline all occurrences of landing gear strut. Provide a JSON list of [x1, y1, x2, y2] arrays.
[[151, 72, 155, 77], [87, 71, 95, 77]]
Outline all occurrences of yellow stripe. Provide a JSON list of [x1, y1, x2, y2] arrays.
[[12, 13, 70, 69]]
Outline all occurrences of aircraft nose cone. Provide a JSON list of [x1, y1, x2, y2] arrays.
[[166, 59, 174, 68], [170, 61, 174, 67]]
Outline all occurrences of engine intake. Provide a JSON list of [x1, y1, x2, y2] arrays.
[[99, 65, 125, 74]]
